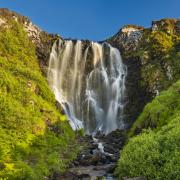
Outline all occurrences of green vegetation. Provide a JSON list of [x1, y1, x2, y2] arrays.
[[139, 30, 180, 93], [145, 31, 174, 57], [129, 81, 180, 135], [122, 23, 180, 97], [115, 80, 180, 179], [0, 20, 79, 179], [147, 30, 179, 82]]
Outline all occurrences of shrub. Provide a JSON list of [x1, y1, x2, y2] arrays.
[[116, 115, 180, 180], [116, 81, 180, 179]]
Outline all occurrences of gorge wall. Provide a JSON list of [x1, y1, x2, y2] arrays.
[[108, 20, 180, 128], [36, 16, 180, 132], [1, 8, 179, 133]]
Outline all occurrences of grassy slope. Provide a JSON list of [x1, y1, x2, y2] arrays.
[[0, 20, 79, 179], [129, 81, 180, 135], [115, 81, 180, 179]]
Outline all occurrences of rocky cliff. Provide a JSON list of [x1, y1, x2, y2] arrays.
[[110, 19, 180, 179], [108, 19, 180, 127]]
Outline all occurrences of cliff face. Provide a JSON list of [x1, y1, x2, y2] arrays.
[[108, 25, 144, 52], [109, 19, 180, 52], [108, 19, 180, 126], [109, 19, 180, 180]]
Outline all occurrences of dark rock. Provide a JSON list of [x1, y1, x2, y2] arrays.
[[88, 151, 105, 165], [61, 164, 116, 180], [72, 161, 79, 166], [104, 144, 116, 154], [55, 101, 65, 114], [94, 163, 116, 173], [106, 153, 119, 163], [107, 25, 144, 52]]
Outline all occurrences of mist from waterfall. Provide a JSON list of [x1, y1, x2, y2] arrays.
[[48, 39, 127, 135]]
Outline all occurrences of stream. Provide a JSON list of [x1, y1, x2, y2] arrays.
[[48, 37, 127, 180], [53, 130, 126, 180]]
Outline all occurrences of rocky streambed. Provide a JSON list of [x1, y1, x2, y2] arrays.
[[53, 130, 127, 180]]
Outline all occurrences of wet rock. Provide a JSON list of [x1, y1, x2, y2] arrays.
[[62, 164, 116, 180], [104, 144, 117, 154], [106, 153, 119, 163], [55, 101, 66, 114], [58, 130, 127, 179], [95, 163, 116, 173]]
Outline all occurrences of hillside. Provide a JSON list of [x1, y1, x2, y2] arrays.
[[0, 10, 79, 179]]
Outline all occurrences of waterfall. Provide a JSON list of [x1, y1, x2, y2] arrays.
[[48, 39, 127, 135]]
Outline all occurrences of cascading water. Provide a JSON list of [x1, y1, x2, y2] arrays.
[[48, 39, 127, 135]]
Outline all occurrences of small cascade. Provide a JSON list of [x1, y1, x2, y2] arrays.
[[48, 39, 127, 135]]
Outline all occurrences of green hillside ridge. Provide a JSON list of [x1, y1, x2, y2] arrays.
[[0, 20, 79, 179], [115, 80, 180, 179]]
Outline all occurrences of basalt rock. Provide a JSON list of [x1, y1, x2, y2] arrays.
[[57, 129, 126, 179]]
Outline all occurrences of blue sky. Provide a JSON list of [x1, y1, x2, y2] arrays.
[[0, 0, 179, 41]]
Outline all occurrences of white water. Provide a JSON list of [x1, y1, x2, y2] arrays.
[[48, 39, 127, 135]]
